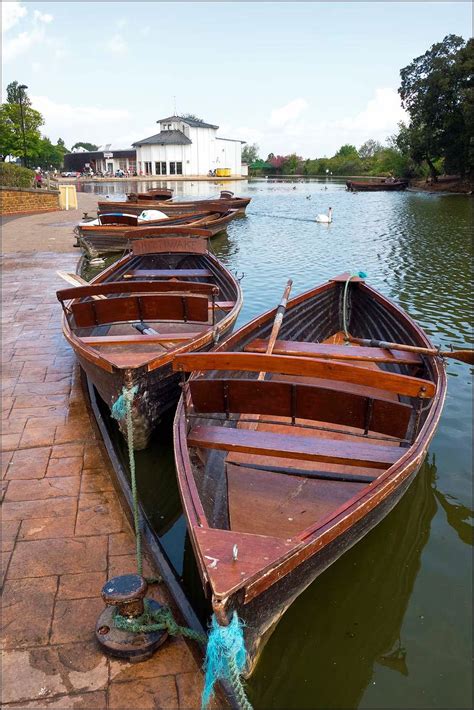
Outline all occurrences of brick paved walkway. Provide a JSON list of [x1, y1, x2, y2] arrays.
[[1, 252, 208, 709]]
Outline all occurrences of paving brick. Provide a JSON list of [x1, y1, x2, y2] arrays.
[[19, 516, 76, 541], [109, 636, 199, 683], [46, 457, 83, 478], [50, 597, 104, 644], [80, 469, 115, 493], [1, 577, 57, 648], [7, 536, 107, 579], [58, 571, 107, 600], [5, 476, 80, 502], [108, 531, 136, 557], [2, 496, 77, 522], [6, 447, 51, 480], [1, 520, 20, 552], [75, 491, 126, 536], [1, 641, 108, 704], [108, 675, 178, 710], [51, 442, 84, 459], [4, 690, 107, 709]]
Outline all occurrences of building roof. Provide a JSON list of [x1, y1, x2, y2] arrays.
[[216, 136, 247, 144], [157, 115, 219, 129], [97, 143, 134, 152], [132, 130, 192, 147]]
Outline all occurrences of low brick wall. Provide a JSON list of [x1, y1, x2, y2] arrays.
[[0, 186, 61, 216]]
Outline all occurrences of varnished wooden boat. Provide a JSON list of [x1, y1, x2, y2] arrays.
[[346, 179, 409, 192], [127, 188, 174, 201], [76, 208, 239, 258], [98, 192, 251, 217], [57, 230, 243, 449], [172, 273, 446, 675]]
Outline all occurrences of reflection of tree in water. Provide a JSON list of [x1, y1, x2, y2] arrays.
[[431, 456, 473, 547], [248, 460, 438, 710]]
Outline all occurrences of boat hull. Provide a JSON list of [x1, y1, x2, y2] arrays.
[[98, 197, 250, 217], [346, 180, 408, 192]]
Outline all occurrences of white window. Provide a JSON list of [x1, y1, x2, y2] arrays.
[[144, 161, 152, 175]]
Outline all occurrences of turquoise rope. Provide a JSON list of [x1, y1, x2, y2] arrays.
[[111, 385, 142, 574], [202, 612, 252, 710]]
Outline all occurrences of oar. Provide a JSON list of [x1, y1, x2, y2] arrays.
[[257, 278, 293, 380], [349, 336, 474, 365], [56, 271, 106, 300]]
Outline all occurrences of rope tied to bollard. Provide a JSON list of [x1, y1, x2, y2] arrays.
[[113, 599, 207, 644]]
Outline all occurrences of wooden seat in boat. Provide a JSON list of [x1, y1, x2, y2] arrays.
[[187, 425, 400, 469], [123, 268, 212, 280], [57, 280, 219, 301], [244, 339, 423, 365]]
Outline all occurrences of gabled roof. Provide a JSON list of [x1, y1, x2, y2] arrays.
[[157, 115, 219, 129], [132, 130, 192, 147]]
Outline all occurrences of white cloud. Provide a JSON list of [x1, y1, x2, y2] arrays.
[[31, 95, 132, 145], [2, 1, 27, 33], [33, 10, 53, 24], [269, 99, 308, 128], [105, 33, 127, 54], [2, 3, 54, 61], [336, 88, 406, 135], [3, 27, 45, 61], [116, 18, 127, 29]]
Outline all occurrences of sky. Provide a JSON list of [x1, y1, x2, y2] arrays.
[[2, 1, 471, 158]]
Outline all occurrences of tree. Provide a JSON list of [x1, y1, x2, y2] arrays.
[[358, 139, 383, 159], [32, 137, 69, 169], [334, 144, 358, 159], [71, 142, 98, 152], [399, 34, 472, 178], [241, 143, 260, 164], [0, 82, 43, 163], [181, 113, 204, 122]]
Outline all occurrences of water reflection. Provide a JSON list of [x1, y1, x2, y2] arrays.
[[248, 459, 437, 709]]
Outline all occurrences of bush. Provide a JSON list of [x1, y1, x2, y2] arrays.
[[0, 162, 34, 188]]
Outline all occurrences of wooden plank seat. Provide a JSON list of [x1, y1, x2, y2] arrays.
[[81, 332, 208, 346], [57, 280, 218, 302], [188, 425, 401, 469], [244, 338, 422, 366], [71, 293, 210, 328], [123, 269, 212, 280], [188, 378, 412, 438], [173, 352, 436, 399]]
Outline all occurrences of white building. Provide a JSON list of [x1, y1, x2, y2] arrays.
[[133, 116, 245, 177]]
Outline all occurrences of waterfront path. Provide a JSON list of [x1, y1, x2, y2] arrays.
[[1, 204, 208, 709]]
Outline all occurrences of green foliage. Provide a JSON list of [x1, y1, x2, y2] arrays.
[[334, 144, 358, 159], [358, 139, 383, 159], [241, 143, 260, 164], [71, 141, 98, 151], [399, 34, 472, 177], [0, 82, 44, 164], [181, 113, 204, 122], [0, 162, 34, 187], [31, 136, 69, 169]]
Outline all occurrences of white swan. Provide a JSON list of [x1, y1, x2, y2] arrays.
[[316, 207, 333, 223]]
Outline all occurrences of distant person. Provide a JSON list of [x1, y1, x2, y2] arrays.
[[34, 168, 43, 188]]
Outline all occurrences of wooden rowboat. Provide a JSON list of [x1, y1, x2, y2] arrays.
[[127, 188, 174, 201], [346, 179, 409, 192], [76, 209, 239, 258], [57, 230, 243, 449], [98, 194, 251, 217], [172, 273, 446, 675]]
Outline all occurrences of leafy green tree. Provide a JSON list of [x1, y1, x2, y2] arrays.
[[0, 82, 44, 164], [181, 113, 204, 122], [334, 144, 358, 159], [32, 137, 69, 169], [358, 139, 383, 159], [71, 141, 98, 152], [241, 143, 260, 164], [399, 34, 472, 178]]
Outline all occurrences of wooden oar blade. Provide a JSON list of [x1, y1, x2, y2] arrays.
[[448, 350, 474, 364]]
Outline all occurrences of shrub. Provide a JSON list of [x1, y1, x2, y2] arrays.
[[0, 162, 35, 188]]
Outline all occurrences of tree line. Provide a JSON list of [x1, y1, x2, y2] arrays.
[[244, 34, 473, 181]]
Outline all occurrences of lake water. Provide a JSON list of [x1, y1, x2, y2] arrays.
[[85, 178, 472, 709]]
